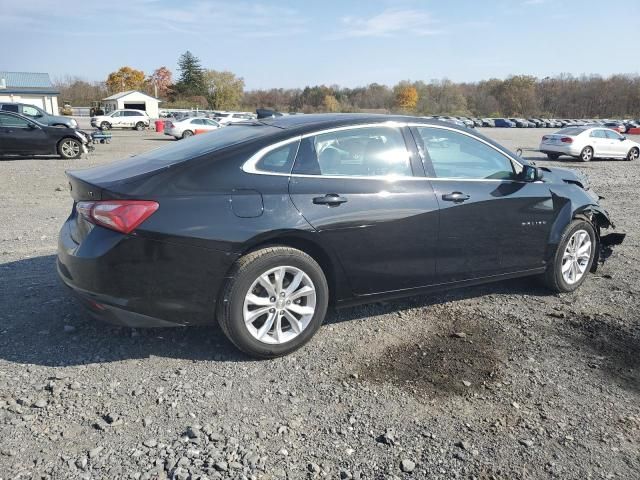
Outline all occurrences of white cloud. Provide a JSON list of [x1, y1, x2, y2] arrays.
[[339, 9, 443, 38], [1, 0, 307, 38]]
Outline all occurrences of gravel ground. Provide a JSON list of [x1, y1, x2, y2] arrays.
[[0, 124, 638, 480]]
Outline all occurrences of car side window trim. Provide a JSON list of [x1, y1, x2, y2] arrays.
[[243, 122, 415, 179], [242, 122, 524, 182]]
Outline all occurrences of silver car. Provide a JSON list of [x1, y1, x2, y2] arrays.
[[164, 117, 221, 140], [539, 127, 640, 162]]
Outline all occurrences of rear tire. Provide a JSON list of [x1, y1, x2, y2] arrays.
[[57, 138, 82, 159], [547, 153, 560, 160], [182, 130, 194, 139], [579, 146, 594, 162], [627, 147, 639, 161], [217, 246, 329, 359], [542, 220, 596, 293], [134, 122, 145, 131]]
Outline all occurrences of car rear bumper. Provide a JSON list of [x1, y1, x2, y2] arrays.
[[57, 218, 235, 327], [539, 143, 581, 156]]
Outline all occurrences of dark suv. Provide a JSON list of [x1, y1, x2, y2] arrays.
[[0, 102, 77, 129]]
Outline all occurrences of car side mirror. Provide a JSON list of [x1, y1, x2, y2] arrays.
[[27, 122, 36, 129], [620, 136, 626, 141], [522, 164, 542, 182]]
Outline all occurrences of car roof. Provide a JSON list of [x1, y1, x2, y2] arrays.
[[255, 113, 466, 134]]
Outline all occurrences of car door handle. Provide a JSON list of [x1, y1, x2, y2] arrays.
[[442, 192, 470, 203], [313, 194, 348, 206]]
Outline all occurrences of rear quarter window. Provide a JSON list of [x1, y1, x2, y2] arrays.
[[71, 124, 282, 184]]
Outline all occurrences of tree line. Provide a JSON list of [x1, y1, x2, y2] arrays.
[[53, 51, 640, 118]]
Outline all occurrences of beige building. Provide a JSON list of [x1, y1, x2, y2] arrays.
[[0, 71, 59, 114], [102, 90, 161, 118]]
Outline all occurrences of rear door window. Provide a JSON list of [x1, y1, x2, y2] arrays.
[[590, 130, 607, 138], [293, 126, 412, 177]]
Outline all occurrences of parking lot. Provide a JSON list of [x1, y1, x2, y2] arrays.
[[1, 126, 639, 479]]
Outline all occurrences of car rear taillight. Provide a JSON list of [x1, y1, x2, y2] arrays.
[[76, 200, 159, 234], [561, 137, 573, 143]]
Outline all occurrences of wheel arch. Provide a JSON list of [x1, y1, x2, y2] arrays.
[[56, 135, 81, 149], [234, 231, 350, 306]]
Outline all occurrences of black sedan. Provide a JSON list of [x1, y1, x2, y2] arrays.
[[57, 114, 623, 358], [0, 111, 89, 159]]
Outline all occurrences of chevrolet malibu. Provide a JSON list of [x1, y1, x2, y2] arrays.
[[540, 126, 640, 161], [57, 114, 624, 358]]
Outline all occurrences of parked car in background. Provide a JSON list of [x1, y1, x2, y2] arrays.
[[602, 121, 626, 133], [494, 118, 515, 128], [57, 114, 624, 358], [540, 126, 640, 161], [91, 109, 150, 131], [508, 118, 528, 128], [624, 120, 640, 131], [481, 118, 495, 127], [164, 117, 221, 140], [214, 112, 255, 125], [440, 117, 468, 128], [528, 118, 543, 128], [0, 102, 77, 129], [0, 111, 89, 159]]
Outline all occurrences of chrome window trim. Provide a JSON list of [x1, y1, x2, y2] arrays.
[[241, 121, 526, 182], [241, 122, 409, 176]]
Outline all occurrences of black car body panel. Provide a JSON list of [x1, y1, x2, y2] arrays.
[[57, 114, 622, 327], [0, 111, 87, 156]]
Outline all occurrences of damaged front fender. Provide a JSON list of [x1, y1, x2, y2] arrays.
[[574, 204, 625, 271]]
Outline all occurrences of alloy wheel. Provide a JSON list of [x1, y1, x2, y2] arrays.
[[628, 148, 639, 161], [61, 140, 80, 158], [581, 147, 593, 161], [561, 229, 592, 285], [243, 266, 316, 345]]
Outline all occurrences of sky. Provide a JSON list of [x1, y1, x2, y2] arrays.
[[2, 0, 639, 90]]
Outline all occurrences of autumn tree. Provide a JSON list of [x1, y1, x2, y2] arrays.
[[147, 67, 173, 98], [322, 94, 340, 112], [54, 76, 107, 105], [105, 67, 145, 93], [174, 51, 206, 97], [203, 70, 245, 110], [394, 84, 418, 111]]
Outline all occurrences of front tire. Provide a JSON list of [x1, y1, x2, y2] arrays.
[[579, 146, 594, 162], [542, 220, 596, 293], [57, 138, 82, 159], [627, 147, 639, 161], [100, 122, 111, 130], [217, 247, 329, 358]]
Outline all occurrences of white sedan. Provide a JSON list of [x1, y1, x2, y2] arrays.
[[164, 117, 221, 140], [540, 126, 640, 162]]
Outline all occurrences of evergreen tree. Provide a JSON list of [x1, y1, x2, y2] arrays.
[[174, 51, 205, 97]]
